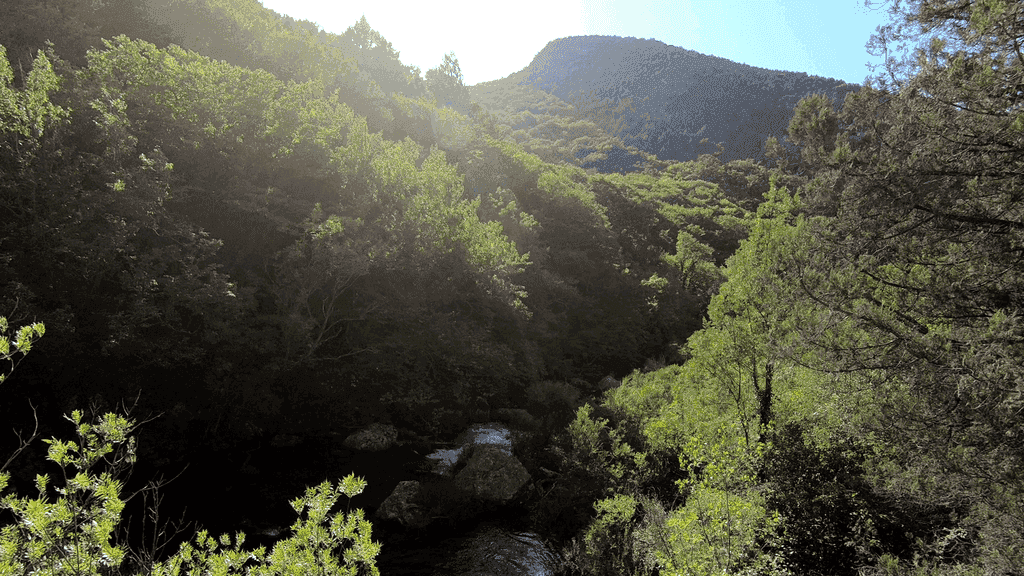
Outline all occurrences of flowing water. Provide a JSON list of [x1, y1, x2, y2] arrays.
[[425, 422, 516, 474], [191, 422, 560, 575], [431, 521, 561, 576], [378, 422, 560, 575]]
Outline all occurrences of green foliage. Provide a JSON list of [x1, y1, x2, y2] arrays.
[[524, 380, 582, 431], [603, 368, 687, 454], [531, 403, 649, 541], [154, 476, 379, 576], [564, 404, 634, 488], [0, 0, 104, 72], [772, 2, 1024, 572], [0, 46, 69, 138], [1, 40, 247, 375], [272, 205, 371, 363], [0, 34, 548, 432], [662, 181, 805, 447], [337, 15, 414, 97], [548, 174, 900, 574], [11, 1, 1021, 575], [468, 80, 644, 168], [0, 410, 135, 576], [0, 317, 44, 386], [0, 407, 379, 576], [662, 484, 776, 576], [426, 52, 469, 113], [586, 162, 769, 363], [645, 425, 776, 576], [577, 494, 639, 576], [760, 423, 916, 576]]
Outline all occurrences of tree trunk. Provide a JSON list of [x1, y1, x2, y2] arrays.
[[757, 361, 773, 444]]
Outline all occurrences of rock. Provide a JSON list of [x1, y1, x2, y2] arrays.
[[453, 445, 531, 503], [269, 433, 303, 448], [494, 408, 540, 431], [470, 396, 491, 423], [597, 375, 621, 391], [343, 423, 398, 452], [375, 481, 431, 528]]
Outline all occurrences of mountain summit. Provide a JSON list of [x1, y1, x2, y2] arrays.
[[482, 35, 858, 169]]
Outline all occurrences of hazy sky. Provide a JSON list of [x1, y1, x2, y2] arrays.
[[255, 0, 891, 86]]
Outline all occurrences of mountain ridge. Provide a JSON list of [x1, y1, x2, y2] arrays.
[[472, 34, 859, 170]]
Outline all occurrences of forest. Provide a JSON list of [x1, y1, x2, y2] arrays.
[[0, 0, 1022, 574]]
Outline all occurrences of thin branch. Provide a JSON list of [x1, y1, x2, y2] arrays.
[[1, 400, 40, 473]]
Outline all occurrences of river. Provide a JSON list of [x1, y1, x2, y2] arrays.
[[173, 421, 561, 575]]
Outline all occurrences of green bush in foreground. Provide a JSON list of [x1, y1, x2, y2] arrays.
[[0, 408, 380, 576], [0, 317, 380, 575]]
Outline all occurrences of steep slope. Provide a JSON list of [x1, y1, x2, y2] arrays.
[[475, 36, 859, 171]]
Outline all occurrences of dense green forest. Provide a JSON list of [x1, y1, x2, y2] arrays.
[[1, 0, 1022, 574]]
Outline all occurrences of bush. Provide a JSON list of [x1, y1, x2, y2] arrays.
[[154, 475, 380, 576], [760, 423, 914, 576], [525, 380, 583, 431], [0, 318, 380, 575], [0, 409, 381, 576], [1, 410, 134, 575]]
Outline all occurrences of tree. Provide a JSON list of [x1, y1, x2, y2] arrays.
[[781, 1, 1024, 570], [0, 0, 101, 73], [338, 16, 417, 95], [272, 205, 375, 364], [427, 52, 470, 112], [2, 41, 246, 369]]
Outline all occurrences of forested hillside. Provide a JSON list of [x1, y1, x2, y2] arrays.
[[472, 35, 860, 172], [1, 0, 1022, 574]]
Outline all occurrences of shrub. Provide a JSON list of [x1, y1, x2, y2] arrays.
[[0, 315, 380, 576], [154, 475, 380, 576], [0, 410, 134, 575], [0, 409, 380, 576], [525, 380, 582, 431], [760, 423, 914, 576]]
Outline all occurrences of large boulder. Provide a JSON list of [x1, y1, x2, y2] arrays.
[[597, 375, 621, 391], [494, 408, 540, 431], [343, 423, 398, 452], [453, 445, 531, 503], [375, 481, 431, 528]]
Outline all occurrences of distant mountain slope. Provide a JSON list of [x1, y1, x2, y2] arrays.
[[474, 36, 859, 171]]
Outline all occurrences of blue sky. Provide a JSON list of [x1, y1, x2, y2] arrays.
[[256, 0, 891, 86]]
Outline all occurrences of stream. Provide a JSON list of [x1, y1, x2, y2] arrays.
[[176, 422, 561, 575], [380, 422, 561, 575], [380, 519, 560, 576]]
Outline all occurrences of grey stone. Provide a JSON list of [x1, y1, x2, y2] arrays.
[[597, 375, 621, 391], [494, 408, 540, 431], [375, 481, 431, 528], [269, 433, 303, 448], [343, 423, 398, 452], [470, 396, 491, 423], [453, 445, 531, 503]]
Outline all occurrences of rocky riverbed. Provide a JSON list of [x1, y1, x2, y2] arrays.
[[172, 420, 561, 575]]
